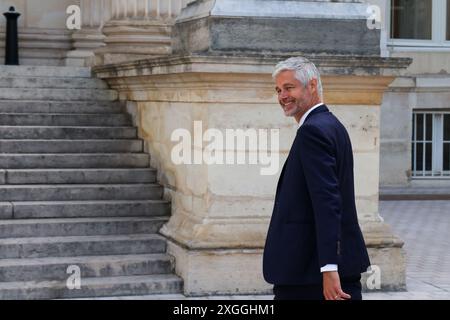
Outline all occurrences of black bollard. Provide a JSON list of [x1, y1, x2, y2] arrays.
[[3, 6, 20, 65]]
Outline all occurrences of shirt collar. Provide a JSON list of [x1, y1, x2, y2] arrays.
[[298, 103, 325, 128]]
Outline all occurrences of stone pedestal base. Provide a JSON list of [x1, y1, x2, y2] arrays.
[[65, 50, 96, 67], [65, 28, 106, 67], [362, 221, 406, 291], [174, 0, 380, 56], [166, 220, 406, 296], [167, 240, 272, 296]]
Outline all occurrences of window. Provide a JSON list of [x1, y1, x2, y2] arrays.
[[447, 0, 450, 40], [412, 111, 450, 178], [389, 0, 450, 46], [391, 0, 432, 40]]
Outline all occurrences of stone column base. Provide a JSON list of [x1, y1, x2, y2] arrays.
[[167, 240, 272, 297], [65, 50, 96, 67], [94, 19, 172, 65], [362, 221, 407, 291], [65, 28, 106, 67]]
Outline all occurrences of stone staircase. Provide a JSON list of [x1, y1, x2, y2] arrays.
[[0, 65, 182, 299]]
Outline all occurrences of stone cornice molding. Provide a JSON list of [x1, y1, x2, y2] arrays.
[[94, 54, 412, 105], [94, 54, 412, 78], [176, 0, 370, 23]]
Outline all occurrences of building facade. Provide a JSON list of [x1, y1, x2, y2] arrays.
[[368, 0, 450, 187]]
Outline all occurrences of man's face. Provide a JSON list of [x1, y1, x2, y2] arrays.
[[275, 70, 315, 119]]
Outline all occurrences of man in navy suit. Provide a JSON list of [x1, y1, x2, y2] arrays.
[[263, 57, 371, 300]]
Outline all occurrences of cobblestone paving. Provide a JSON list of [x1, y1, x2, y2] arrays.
[[363, 200, 450, 300]]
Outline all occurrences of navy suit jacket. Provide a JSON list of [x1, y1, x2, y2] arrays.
[[263, 104, 370, 285]]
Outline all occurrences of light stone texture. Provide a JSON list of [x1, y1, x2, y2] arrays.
[[379, 75, 450, 187], [208, 197, 275, 220], [329, 105, 379, 153], [379, 90, 412, 187], [356, 196, 380, 220], [364, 246, 407, 291], [167, 240, 272, 296], [26, 0, 76, 28], [0, 0, 77, 28], [0, 0, 194, 66], [93, 20, 172, 65], [77, 0, 196, 66], [0, 0, 78, 66], [0, 27, 73, 66], [208, 163, 282, 198], [391, 51, 450, 75], [177, 0, 370, 22], [354, 152, 380, 198]]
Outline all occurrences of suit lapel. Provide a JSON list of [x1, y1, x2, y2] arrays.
[[274, 105, 328, 197]]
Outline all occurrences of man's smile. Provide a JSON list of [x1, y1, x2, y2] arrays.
[[282, 101, 296, 108]]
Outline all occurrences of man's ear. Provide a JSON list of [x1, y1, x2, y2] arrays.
[[309, 78, 318, 94]]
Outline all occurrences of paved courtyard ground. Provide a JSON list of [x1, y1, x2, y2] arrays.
[[363, 200, 450, 300]]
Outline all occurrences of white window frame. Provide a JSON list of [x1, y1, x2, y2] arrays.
[[412, 111, 450, 179], [387, 0, 450, 48]]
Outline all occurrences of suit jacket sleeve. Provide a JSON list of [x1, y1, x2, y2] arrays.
[[297, 123, 342, 267]]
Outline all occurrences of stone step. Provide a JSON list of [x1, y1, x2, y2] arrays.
[[3, 168, 155, 184], [0, 254, 174, 282], [0, 126, 137, 139], [0, 88, 118, 101], [0, 100, 125, 114], [0, 203, 10, 218], [0, 65, 92, 78], [0, 77, 108, 89], [0, 113, 131, 126], [0, 140, 143, 154], [0, 184, 163, 201], [0, 234, 167, 259], [0, 217, 168, 239], [0, 199, 170, 219], [0, 153, 149, 169], [0, 274, 183, 299]]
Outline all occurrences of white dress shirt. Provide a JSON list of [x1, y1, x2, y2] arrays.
[[298, 103, 338, 273]]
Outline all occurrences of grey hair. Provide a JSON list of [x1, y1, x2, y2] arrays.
[[272, 57, 323, 99]]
